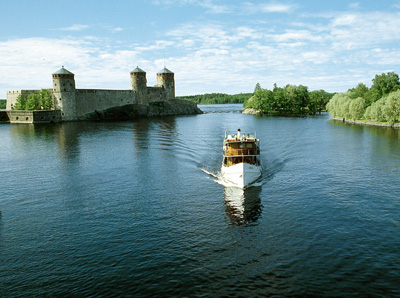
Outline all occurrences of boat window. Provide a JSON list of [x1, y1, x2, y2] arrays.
[[246, 143, 253, 148], [239, 143, 244, 149], [231, 143, 238, 149]]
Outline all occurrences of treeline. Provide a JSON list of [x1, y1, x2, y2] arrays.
[[326, 72, 400, 124], [244, 83, 333, 115], [177, 93, 252, 104], [13, 89, 53, 110], [0, 100, 5, 109]]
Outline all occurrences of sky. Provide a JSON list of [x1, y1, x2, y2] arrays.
[[1, 0, 400, 98]]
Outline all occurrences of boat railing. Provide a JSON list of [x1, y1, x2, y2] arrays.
[[224, 130, 257, 142]]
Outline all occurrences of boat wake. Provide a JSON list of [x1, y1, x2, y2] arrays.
[[201, 168, 262, 188]]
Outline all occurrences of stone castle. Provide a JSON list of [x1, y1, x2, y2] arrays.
[[5, 66, 201, 123]]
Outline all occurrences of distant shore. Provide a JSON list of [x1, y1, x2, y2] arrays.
[[331, 117, 400, 128]]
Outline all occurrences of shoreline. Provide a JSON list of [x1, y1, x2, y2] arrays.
[[331, 117, 400, 129]]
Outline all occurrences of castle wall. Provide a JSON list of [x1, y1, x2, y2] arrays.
[[146, 87, 165, 103], [75, 89, 136, 119], [6, 110, 61, 123]]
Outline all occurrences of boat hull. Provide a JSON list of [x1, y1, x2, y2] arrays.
[[221, 162, 262, 188]]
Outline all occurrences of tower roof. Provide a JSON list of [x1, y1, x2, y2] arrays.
[[157, 67, 173, 74], [53, 66, 74, 75], [131, 66, 146, 73]]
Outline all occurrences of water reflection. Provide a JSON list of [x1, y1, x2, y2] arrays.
[[224, 186, 262, 225], [329, 119, 400, 139], [132, 117, 178, 151]]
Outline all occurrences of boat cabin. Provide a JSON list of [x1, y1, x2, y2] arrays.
[[223, 130, 260, 167]]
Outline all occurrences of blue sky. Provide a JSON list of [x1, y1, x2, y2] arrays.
[[1, 0, 400, 97]]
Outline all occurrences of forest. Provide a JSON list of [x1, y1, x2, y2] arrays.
[[326, 72, 400, 124], [177, 93, 252, 104], [0, 100, 5, 109], [244, 83, 333, 115]]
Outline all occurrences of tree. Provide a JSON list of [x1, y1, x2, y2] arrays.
[[38, 89, 53, 110], [382, 90, 400, 124], [254, 83, 261, 93], [0, 100, 6, 109], [326, 92, 352, 118], [26, 93, 40, 110], [370, 72, 400, 102], [349, 97, 365, 120], [309, 90, 331, 114], [246, 89, 271, 112], [14, 95, 27, 110], [349, 83, 369, 99], [12, 89, 54, 111]]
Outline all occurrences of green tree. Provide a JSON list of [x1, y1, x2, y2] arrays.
[[309, 90, 332, 114], [348, 97, 365, 120], [245, 89, 271, 111], [372, 72, 400, 97], [382, 90, 400, 124], [349, 83, 369, 99], [12, 89, 54, 111], [26, 93, 40, 110], [254, 83, 261, 93], [326, 92, 352, 118], [38, 89, 53, 110], [14, 95, 27, 110], [368, 98, 386, 122]]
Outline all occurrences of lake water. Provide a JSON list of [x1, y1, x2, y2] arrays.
[[1, 104, 399, 297]]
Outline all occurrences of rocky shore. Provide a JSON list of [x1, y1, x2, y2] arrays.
[[242, 108, 262, 115], [85, 99, 203, 121]]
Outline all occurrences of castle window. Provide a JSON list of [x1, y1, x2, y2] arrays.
[[26, 117, 29, 121], [16, 117, 19, 120]]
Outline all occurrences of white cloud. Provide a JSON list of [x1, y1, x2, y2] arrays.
[[330, 12, 400, 50], [259, 2, 296, 13], [2, 7, 400, 97], [60, 24, 90, 31], [349, 2, 360, 9], [151, 0, 231, 13], [271, 30, 324, 43], [111, 27, 124, 33]]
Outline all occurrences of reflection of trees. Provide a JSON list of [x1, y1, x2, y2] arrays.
[[330, 119, 400, 139], [224, 186, 262, 225]]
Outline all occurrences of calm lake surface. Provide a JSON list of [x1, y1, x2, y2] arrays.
[[1, 104, 400, 297]]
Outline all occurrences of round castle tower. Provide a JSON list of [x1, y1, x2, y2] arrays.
[[130, 66, 147, 104], [157, 67, 175, 101], [52, 66, 76, 121]]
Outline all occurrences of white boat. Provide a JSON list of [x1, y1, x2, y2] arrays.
[[221, 129, 262, 188]]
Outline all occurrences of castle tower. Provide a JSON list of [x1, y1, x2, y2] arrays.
[[52, 66, 77, 121], [157, 67, 175, 101], [130, 66, 147, 104]]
